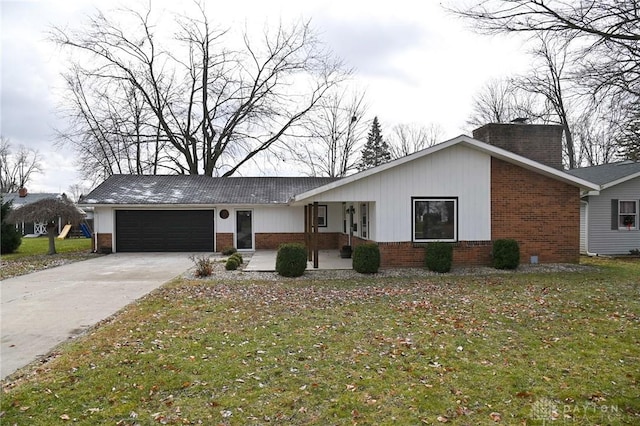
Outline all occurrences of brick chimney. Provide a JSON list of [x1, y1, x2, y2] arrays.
[[18, 187, 28, 197], [472, 123, 564, 170]]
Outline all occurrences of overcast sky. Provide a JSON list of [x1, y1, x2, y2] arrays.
[[1, 0, 531, 193]]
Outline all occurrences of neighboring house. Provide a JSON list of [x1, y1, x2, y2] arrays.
[[566, 161, 640, 255], [81, 123, 598, 267], [1, 188, 66, 235]]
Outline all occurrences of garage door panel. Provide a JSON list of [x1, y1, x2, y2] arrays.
[[116, 210, 214, 252]]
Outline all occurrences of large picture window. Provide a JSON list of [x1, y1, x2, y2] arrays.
[[413, 197, 457, 242]]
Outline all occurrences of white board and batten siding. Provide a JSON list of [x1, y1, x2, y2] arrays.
[[585, 177, 640, 255], [304, 144, 492, 243], [579, 201, 587, 254]]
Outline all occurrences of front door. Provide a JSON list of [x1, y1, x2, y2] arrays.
[[236, 210, 253, 250]]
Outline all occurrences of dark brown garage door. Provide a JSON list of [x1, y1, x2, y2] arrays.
[[116, 210, 214, 252]]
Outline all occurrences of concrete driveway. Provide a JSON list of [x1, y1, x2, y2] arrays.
[[1, 253, 194, 380]]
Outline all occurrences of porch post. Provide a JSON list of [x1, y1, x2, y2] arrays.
[[313, 201, 319, 269]]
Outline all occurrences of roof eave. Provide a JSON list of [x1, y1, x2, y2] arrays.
[[78, 202, 290, 208], [292, 134, 470, 203], [293, 135, 600, 202], [472, 140, 599, 191], [601, 170, 640, 190]]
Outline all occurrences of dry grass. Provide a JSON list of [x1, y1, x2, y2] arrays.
[[1, 257, 638, 425]]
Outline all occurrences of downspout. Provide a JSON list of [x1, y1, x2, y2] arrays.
[[92, 209, 98, 253], [581, 199, 598, 257]]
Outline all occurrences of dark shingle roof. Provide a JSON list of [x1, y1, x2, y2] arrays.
[[81, 175, 341, 205], [565, 161, 640, 185]]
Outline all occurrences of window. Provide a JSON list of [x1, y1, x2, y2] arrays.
[[619, 200, 638, 230], [361, 203, 368, 239], [412, 197, 457, 242], [316, 205, 328, 227], [342, 203, 347, 233]]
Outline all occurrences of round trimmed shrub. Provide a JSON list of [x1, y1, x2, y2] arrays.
[[230, 252, 243, 264], [352, 243, 380, 274], [221, 246, 237, 256], [276, 243, 307, 277], [425, 242, 453, 273], [225, 257, 239, 271], [492, 239, 520, 269], [1, 201, 21, 254]]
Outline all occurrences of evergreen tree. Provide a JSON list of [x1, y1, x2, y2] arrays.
[[617, 107, 640, 161], [1, 200, 22, 254], [358, 116, 391, 171]]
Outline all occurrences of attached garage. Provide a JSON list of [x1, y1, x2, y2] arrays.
[[115, 210, 214, 252]]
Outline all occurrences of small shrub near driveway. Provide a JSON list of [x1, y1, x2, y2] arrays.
[[425, 242, 453, 273], [492, 239, 520, 269], [189, 254, 214, 277], [352, 243, 381, 274], [276, 243, 307, 277]]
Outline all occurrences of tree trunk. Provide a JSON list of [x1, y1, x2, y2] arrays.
[[46, 222, 57, 255]]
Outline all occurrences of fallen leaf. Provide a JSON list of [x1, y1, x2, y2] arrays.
[[437, 415, 449, 422], [490, 412, 501, 422]]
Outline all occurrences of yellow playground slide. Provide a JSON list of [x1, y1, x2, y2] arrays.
[[57, 224, 72, 239]]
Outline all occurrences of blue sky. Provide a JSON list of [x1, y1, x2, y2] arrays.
[[1, 0, 530, 193]]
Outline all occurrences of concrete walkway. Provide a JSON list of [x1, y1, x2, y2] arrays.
[[1, 253, 194, 380], [245, 250, 352, 271]]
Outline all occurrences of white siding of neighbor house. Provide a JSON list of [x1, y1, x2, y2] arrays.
[[586, 176, 640, 255], [303, 144, 492, 242]]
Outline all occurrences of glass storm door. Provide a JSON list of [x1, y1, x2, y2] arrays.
[[236, 210, 253, 250]]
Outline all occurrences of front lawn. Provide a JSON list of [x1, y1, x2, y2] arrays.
[[0, 237, 96, 280], [2, 236, 92, 259], [1, 258, 638, 425]]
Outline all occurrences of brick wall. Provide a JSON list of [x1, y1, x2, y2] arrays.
[[216, 233, 234, 252], [95, 233, 112, 253], [256, 232, 339, 250], [491, 158, 580, 263], [378, 242, 424, 268], [452, 241, 493, 266], [338, 234, 369, 249], [377, 241, 492, 268], [473, 123, 564, 170]]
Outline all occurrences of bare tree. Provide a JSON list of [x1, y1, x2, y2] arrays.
[[447, 0, 640, 100], [51, 3, 348, 179], [387, 123, 443, 159], [573, 97, 625, 166], [514, 35, 578, 168], [466, 78, 540, 127], [57, 67, 169, 182], [0, 137, 43, 193], [6, 197, 85, 255], [67, 183, 89, 203], [293, 89, 368, 177]]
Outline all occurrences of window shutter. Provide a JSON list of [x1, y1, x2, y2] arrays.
[[611, 199, 618, 230]]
